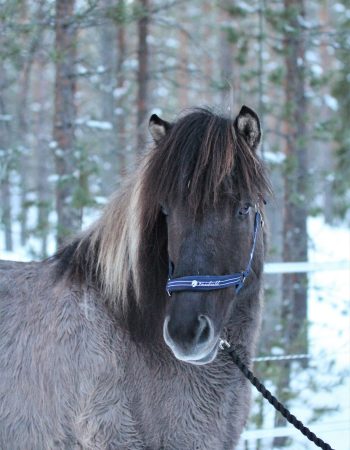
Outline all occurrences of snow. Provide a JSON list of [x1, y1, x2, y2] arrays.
[[303, 218, 350, 449], [297, 15, 313, 29], [0, 114, 12, 121], [124, 59, 138, 69], [306, 50, 320, 63], [150, 108, 163, 117], [165, 38, 179, 49], [311, 64, 323, 77], [49, 140, 58, 149], [47, 174, 60, 183], [54, 148, 64, 157], [323, 94, 339, 111], [156, 86, 169, 97], [0, 249, 30, 262], [239, 217, 350, 449], [76, 64, 88, 75], [113, 85, 128, 99], [297, 56, 304, 67], [86, 120, 113, 130], [236, 1, 256, 13], [264, 151, 285, 165], [30, 102, 42, 112], [333, 3, 346, 13]]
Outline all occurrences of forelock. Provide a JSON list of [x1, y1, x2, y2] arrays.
[[141, 108, 270, 220]]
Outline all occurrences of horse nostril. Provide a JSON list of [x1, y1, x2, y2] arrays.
[[164, 314, 214, 351], [196, 315, 212, 345]]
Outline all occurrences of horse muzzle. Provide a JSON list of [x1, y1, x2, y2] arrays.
[[163, 314, 219, 365]]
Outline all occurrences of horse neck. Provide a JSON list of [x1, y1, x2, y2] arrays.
[[89, 183, 168, 342], [225, 283, 263, 359]]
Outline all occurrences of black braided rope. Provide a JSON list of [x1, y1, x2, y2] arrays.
[[225, 346, 336, 450]]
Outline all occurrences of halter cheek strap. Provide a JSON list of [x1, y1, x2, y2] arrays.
[[166, 211, 262, 296]]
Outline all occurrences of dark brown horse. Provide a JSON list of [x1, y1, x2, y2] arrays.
[[0, 106, 271, 449]]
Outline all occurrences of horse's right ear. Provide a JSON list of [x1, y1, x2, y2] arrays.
[[149, 114, 171, 141]]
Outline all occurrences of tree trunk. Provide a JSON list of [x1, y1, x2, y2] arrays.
[[319, 2, 334, 224], [274, 0, 308, 446], [0, 63, 13, 252], [0, 172, 12, 252], [116, 0, 127, 178], [136, 0, 149, 153], [17, 0, 46, 247], [34, 54, 51, 257], [218, 2, 236, 107], [99, 0, 117, 191], [17, 0, 31, 247], [177, 9, 189, 110], [53, 0, 80, 247], [202, 1, 213, 104], [282, 0, 308, 356], [257, 0, 265, 156], [100, 0, 115, 124]]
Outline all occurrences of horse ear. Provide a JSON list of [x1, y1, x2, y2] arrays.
[[149, 114, 171, 141], [234, 105, 261, 151]]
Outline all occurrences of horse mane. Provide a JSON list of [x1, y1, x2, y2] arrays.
[[54, 108, 271, 339]]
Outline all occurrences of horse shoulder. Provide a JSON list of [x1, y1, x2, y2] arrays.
[[0, 259, 142, 449]]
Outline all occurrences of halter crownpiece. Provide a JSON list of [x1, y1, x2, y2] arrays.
[[166, 210, 262, 296]]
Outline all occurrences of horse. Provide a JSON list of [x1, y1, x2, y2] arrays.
[[0, 105, 271, 450]]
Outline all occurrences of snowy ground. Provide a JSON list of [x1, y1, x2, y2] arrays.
[[239, 217, 350, 449], [1, 216, 349, 449]]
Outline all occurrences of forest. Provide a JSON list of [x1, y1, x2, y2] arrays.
[[0, 0, 349, 448]]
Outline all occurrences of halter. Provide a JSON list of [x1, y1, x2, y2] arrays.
[[166, 210, 262, 296]]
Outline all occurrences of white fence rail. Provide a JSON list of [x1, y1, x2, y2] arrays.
[[239, 420, 350, 445], [265, 260, 349, 273]]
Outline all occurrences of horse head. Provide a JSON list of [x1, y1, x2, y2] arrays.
[[144, 106, 270, 365]]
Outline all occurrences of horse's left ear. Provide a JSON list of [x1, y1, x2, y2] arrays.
[[234, 105, 261, 151], [149, 114, 171, 141]]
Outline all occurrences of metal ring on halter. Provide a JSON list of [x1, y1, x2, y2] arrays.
[[219, 339, 231, 350]]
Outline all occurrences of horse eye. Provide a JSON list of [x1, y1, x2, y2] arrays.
[[238, 203, 251, 216]]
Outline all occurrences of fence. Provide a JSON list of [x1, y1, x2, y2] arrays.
[[238, 259, 350, 450]]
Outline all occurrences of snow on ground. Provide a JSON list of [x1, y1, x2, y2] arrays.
[[305, 217, 350, 450], [239, 216, 350, 449]]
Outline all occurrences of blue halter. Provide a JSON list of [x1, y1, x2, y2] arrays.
[[166, 210, 262, 296]]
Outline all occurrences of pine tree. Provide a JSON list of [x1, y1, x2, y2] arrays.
[[136, 0, 150, 152], [274, 0, 309, 446], [331, 0, 350, 219], [53, 0, 81, 247]]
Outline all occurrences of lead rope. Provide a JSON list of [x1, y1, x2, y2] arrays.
[[219, 340, 335, 450]]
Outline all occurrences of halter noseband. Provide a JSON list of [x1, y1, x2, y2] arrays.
[[166, 210, 262, 296]]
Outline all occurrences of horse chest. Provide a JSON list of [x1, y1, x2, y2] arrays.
[[126, 354, 242, 450]]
